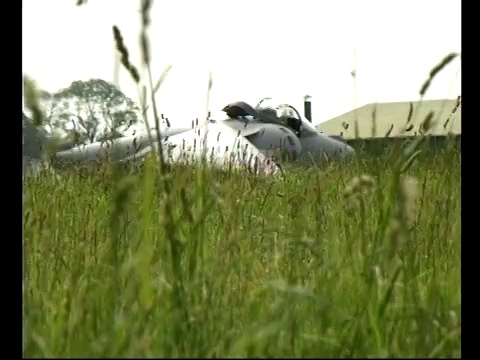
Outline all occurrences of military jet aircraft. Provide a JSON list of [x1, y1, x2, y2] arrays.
[[52, 97, 355, 176]]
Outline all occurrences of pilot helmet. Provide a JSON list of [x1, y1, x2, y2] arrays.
[[277, 105, 303, 135]]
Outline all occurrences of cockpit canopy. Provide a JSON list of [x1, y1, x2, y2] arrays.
[[222, 99, 305, 136]]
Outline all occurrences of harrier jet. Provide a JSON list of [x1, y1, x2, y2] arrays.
[[52, 97, 355, 176]]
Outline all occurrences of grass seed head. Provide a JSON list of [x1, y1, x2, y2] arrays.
[[343, 175, 376, 213], [112, 26, 140, 83], [399, 175, 419, 226]]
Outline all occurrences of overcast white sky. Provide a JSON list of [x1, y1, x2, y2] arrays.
[[23, 0, 461, 126]]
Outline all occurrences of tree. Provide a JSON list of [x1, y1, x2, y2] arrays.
[[44, 79, 141, 144]]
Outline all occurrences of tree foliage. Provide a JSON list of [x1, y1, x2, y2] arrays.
[[42, 79, 140, 144]]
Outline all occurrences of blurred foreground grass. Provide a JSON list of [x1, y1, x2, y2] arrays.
[[23, 145, 460, 358]]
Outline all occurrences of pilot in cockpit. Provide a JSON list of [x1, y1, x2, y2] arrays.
[[277, 106, 303, 137], [256, 102, 303, 137]]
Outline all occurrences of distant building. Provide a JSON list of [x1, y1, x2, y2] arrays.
[[316, 99, 461, 139]]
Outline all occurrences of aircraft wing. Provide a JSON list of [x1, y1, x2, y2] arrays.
[[162, 121, 283, 176], [54, 133, 153, 165], [54, 121, 282, 176], [53, 126, 193, 166], [220, 118, 270, 137]]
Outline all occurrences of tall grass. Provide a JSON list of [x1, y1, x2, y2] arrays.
[[23, 1, 460, 357], [23, 144, 460, 358]]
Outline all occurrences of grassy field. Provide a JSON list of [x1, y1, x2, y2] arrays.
[[23, 2, 460, 355], [23, 142, 460, 358]]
